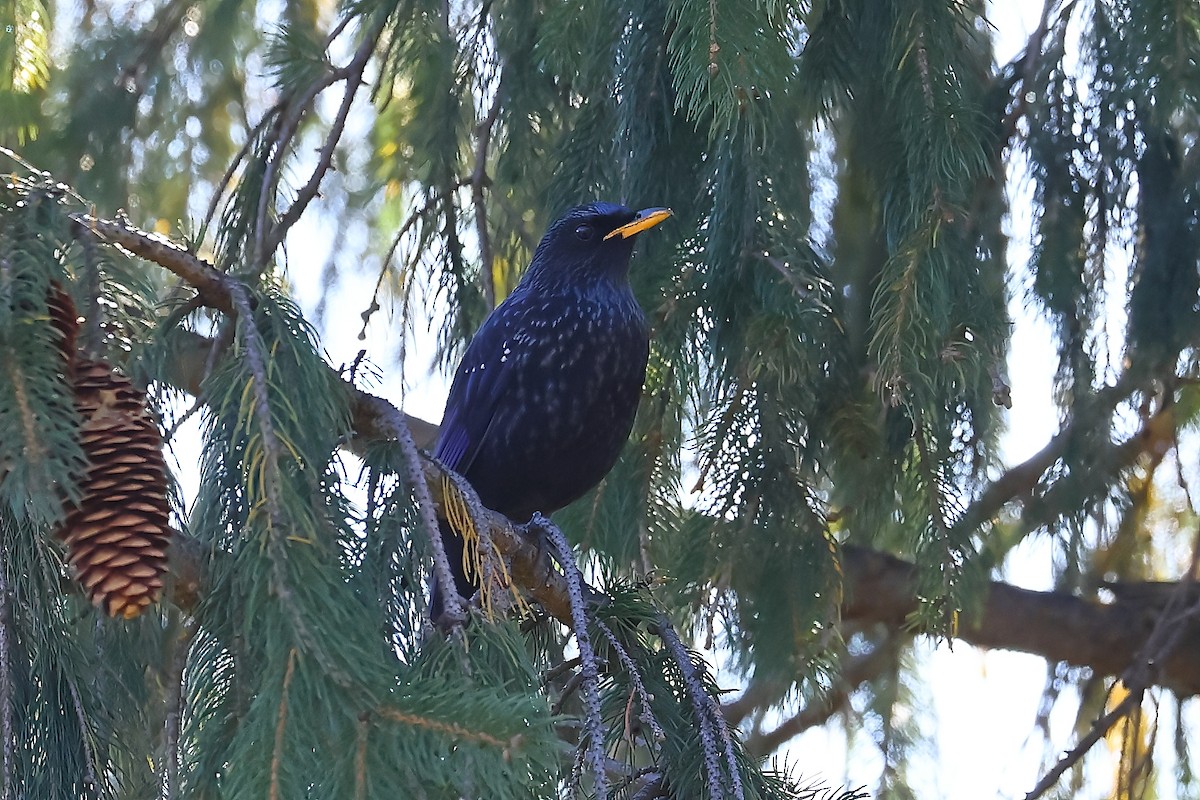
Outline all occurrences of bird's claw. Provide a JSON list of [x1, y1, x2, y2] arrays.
[[523, 513, 557, 564]]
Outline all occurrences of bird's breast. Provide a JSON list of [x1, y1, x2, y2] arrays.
[[466, 292, 649, 518], [507, 299, 647, 427]]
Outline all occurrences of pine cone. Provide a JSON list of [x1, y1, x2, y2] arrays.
[[46, 281, 80, 368], [60, 358, 171, 619]]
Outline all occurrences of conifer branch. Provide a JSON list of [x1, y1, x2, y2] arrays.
[[354, 392, 468, 626], [66, 681, 97, 788], [354, 714, 368, 800], [441, 190, 468, 298], [368, 181, 472, 333], [537, 515, 609, 800], [228, 285, 351, 685], [252, 73, 338, 269], [1024, 496, 1200, 799], [595, 618, 665, 745], [655, 613, 739, 800], [1023, 687, 1144, 800], [0, 349, 46, 475], [265, 19, 385, 256], [201, 106, 282, 237], [841, 545, 1200, 697], [161, 619, 194, 800], [0, 569, 11, 800], [270, 649, 298, 800], [912, 419, 964, 632], [154, 320, 1200, 703], [75, 227, 104, 356], [62, 211, 1200, 775]]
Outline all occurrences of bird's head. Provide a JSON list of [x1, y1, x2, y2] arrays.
[[522, 202, 671, 292]]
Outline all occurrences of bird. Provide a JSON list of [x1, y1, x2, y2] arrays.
[[430, 202, 672, 620]]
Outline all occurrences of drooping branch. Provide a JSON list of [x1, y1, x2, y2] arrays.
[[263, 19, 386, 258], [355, 392, 468, 627], [471, 89, 503, 311], [0, 557, 12, 800], [539, 518, 610, 800], [155, 324, 575, 623]]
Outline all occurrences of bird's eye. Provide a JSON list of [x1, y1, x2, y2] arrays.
[[574, 223, 594, 241]]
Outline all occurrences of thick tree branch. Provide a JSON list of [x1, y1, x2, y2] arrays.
[[842, 545, 1200, 697], [71, 215, 233, 314], [163, 324, 1200, 703]]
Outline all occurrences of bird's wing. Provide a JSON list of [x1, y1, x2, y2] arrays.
[[434, 312, 517, 474]]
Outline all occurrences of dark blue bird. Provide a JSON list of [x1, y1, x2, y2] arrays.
[[431, 202, 671, 619]]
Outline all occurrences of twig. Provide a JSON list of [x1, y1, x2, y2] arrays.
[[1024, 510, 1200, 799], [708, 685, 745, 800], [595, 619, 665, 744], [163, 396, 206, 442], [0, 565, 11, 800], [471, 89, 503, 310], [161, 618, 197, 800], [536, 516, 609, 800], [322, 10, 359, 49], [116, 0, 191, 95], [1000, 0, 1080, 141], [551, 670, 588, 716], [251, 14, 385, 271], [200, 106, 282, 239], [630, 774, 669, 800], [914, 30, 936, 113], [1024, 688, 1143, 800], [741, 636, 899, 757], [359, 180, 471, 341], [437, 458, 523, 617], [251, 70, 339, 270], [378, 190, 450, 284], [441, 189, 468, 293], [67, 680, 97, 789], [269, 649, 298, 800], [542, 656, 582, 686], [610, 763, 661, 796], [375, 707, 513, 748], [265, 20, 384, 255], [76, 225, 105, 356], [355, 713, 368, 800]]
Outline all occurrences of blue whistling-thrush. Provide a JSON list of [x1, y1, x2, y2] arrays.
[[431, 202, 672, 619]]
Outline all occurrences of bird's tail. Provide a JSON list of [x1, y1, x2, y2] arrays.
[[428, 517, 476, 623]]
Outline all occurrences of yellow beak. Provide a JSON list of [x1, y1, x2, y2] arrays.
[[604, 207, 673, 240]]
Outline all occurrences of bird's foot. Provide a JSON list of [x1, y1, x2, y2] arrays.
[[522, 512, 559, 564]]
